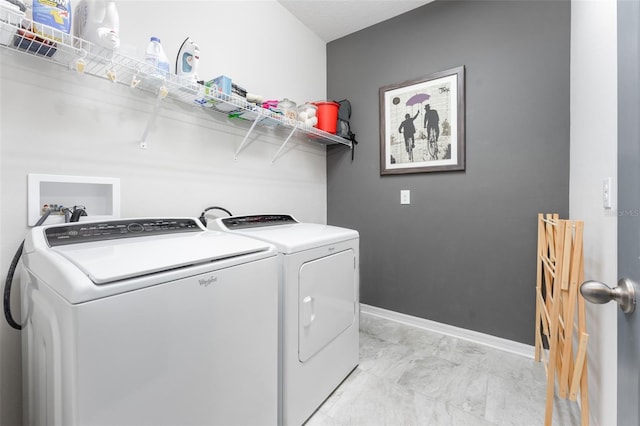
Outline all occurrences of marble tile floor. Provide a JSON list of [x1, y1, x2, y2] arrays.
[[306, 313, 582, 426]]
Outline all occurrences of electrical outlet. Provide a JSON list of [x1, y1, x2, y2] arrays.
[[401, 190, 411, 205]]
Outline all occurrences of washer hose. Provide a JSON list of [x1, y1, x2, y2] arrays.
[[3, 241, 26, 330], [70, 206, 87, 222], [198, 206, 232, 227], [3, 209, 54, 330]]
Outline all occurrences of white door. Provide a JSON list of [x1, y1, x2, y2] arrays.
[[580, 3, 639, 424], [616, 1, 639, 424]]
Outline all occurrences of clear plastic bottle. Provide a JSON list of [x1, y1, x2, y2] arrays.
[[145, 36, 170, 76]]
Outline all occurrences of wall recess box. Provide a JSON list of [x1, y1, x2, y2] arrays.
[[27, 174, 121, 226]]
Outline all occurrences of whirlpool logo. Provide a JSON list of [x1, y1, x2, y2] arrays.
[[199, 276, 217, 287]]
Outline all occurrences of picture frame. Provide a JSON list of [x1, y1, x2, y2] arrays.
[[379, 66, 465, 175]]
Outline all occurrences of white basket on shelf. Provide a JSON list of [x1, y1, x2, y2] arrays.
[[0, 2, 24, 46]]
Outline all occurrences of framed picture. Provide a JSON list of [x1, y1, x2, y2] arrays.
[[379, 66, 465, 175]]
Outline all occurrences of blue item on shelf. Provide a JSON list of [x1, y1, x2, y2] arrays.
[[210, 75, 232, 96]]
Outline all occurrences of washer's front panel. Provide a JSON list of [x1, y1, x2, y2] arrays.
[[298, 249, 356, 362], [73, 257, 278, 426]]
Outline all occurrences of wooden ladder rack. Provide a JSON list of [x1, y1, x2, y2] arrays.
[[535, 213, 589, 426]]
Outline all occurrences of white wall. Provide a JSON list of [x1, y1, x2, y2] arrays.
[[570, 1, 618, 425], [0, 1, 327, 424]]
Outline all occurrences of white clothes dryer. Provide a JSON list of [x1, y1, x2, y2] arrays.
[[212, 214, 359, 426], [20, 218, 279, 426]]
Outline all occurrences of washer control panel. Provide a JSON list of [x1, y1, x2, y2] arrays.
[[45, 218, 201, 246], [221, 214, 298, 229]]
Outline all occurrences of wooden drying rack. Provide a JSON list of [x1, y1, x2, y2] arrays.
[[535, 213, 589, 426]]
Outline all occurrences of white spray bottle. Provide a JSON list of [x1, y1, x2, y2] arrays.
[[73, 0, 120, 51], [176, 37, 200, 83]]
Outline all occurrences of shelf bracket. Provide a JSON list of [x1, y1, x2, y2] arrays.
[[233, 112, 263, 160], [140, 84, 168, 149], [271, 123, 298, 163]]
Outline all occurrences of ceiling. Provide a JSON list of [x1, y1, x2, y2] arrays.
[[277, 0, 434, 42]]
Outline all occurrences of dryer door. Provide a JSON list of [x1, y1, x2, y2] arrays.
[[298, 249, 356, 362]]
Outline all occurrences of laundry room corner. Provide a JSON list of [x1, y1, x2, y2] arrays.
[[326, 0, 570, 348]]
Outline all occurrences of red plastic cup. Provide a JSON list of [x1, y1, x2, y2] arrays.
[[313, 101, 339, 134]]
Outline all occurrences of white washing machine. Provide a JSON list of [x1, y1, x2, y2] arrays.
[[212, 214, 359, 426], [20, 217, 279, 426]]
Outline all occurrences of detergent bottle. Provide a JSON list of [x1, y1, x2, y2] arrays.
[[31, 0, 72, 41], [145, 36, 170, 77], [73, 0, 120, 51], [175, 37, 200, 83]]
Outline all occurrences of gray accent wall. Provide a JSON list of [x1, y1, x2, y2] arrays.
[[326, 0, 570, 344]]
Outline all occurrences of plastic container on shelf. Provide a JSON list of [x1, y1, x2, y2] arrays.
[[297, 103, 318, 128], [278, 98, 297, 125], [313, 101, 339, 134], [145, 36, 169, 77]]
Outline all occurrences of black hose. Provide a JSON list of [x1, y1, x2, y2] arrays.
[[3, 241, 25, 330], [198, 206, 233, 227], [70, 206, 87, 222], [3, 210, 52, 330]]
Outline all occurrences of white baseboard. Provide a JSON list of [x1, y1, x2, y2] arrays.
[[360, 303, 535, 359]]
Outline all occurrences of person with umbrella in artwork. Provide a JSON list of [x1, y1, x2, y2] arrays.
[[398, 93, 431, 161]]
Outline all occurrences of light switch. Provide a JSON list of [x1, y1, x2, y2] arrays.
[[603, 177, 612, 209], [401, 190, 410, 205]]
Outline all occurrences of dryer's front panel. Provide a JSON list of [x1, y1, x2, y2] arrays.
[[298, 249, 356, 362]]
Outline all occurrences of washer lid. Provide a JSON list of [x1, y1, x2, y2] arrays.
[[220, 222, 359, 254], [52, 230, 273, 284]]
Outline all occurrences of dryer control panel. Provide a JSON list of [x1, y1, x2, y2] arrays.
[[221, 215, 298, 229], [45, 218, 202, 246]]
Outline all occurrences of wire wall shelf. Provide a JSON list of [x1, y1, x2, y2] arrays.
[[0, 10, 352, 160]]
